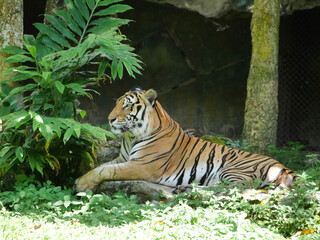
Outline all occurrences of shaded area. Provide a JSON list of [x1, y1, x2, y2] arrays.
[[80, 0, 251, 139], [23, 0, 46, 35], [278, 7, 320, 149]]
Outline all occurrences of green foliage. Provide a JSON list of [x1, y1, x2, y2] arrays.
[[0, 0, 142, 182], [201, 134, 251, 151], [0, 174, 142, 224], [0, 175, 79, 214], [201, 135, 229, 146], [173, 169, 320, 238], [1, 169, 319, 239], [267, 142, 309, 170]]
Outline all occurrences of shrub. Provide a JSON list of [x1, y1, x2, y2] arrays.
[[267, 142, 308, 170], [0, 0, 142, 185]]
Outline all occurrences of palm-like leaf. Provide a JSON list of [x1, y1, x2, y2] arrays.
[[34, 0, 141, 83]]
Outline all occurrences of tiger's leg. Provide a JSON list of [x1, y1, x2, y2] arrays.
[[75, 162, 146, 192], [103, 157, 127, 165]]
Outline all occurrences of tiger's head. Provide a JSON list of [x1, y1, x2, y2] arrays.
[[108, 88, 158, 137]]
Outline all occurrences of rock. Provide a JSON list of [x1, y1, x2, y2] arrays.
[[95, 138, 121, 165], [97, 180, 175, 203], [146, 0, 234, 18], [95, 140, 176, 203], [146, 0, 320, 18]]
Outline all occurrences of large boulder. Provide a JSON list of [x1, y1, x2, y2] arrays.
[[145, 0, 320, 18], [97, 180, 174, 203]]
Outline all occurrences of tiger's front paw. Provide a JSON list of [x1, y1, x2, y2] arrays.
[[172, 185, 193, 194], [74, 172, 100, 193]]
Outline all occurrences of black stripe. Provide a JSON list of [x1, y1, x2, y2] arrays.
[[199, 145, 216, 185], [188, 142, 208, 184], [177, 169, 185, 185], [141, 105, 147, 120], [142, 125, 181, 165]]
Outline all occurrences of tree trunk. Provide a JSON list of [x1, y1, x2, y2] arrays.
[[0, 0, 23, 133], [0, 0, 24, 89], [242, 0, 280, 154]]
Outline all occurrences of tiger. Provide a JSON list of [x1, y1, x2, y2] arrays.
[[75, 88, 296, 192]]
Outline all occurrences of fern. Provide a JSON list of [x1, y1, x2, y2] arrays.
[[0, 0, 140, 183]]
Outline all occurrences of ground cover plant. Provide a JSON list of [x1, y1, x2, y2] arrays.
[[0, 144, 319, 239]]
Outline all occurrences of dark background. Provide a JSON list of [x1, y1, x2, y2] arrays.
[[23, 0, 320, 149]]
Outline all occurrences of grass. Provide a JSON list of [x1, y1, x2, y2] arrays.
[[1, 143, 320, 239]]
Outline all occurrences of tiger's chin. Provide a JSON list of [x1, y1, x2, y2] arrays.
[[111, 126, 128, 134], [110, 124, 135, 136], [111, 122, 147, 137]]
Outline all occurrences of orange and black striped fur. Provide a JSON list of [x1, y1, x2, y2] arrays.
[[75, 89, 296, 192]]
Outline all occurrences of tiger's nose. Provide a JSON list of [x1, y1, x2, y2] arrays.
[[109, 118, 116, 123]]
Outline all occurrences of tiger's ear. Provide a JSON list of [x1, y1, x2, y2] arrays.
[[130, 86, 142, 91], [144, 89, 157, 107]]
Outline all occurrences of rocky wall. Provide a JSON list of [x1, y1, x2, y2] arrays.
[[80, 0, 252, 139]]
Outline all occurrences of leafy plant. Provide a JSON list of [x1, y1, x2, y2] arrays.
[[267, 142, 308, 170], [2, 169, 319, 239], [305, 153, 320, 168], [0, 174, 81, 214], [172, 170, 320, 238], [201, 135, 250, 152], [0, 0, 142, 184]]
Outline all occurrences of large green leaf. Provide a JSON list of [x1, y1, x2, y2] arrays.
[[32, 113, 44, 131], [63, 127, 74, 144], [1, 46, 28, 55], [4, 54, 34, 64], [23, 34, 36, 45], [94, 4, 132, 16], [28, 151, 44, 175], [98, 58, 108, 79], [7, 84, 37, 98], [54, 9, 82, 36], [1, 111, 30, 129], [1, 73, 34, 83], [86, 0, 95, 10], [15, 147, 25, 163], [89, 18, 131, 34], [38, 35, 62, 52], [117, 61, 123, 79], [65, 0, 86, 29], [25, 44, 37, 58], [78, 34, 96, 57], [4, 67, 39, 78], [55, 81, 65, 94], [39, 123, 54, 141], [74, 0, 90, 20], [74, 123, 81, 138], [111, 57, 118, 79], [66, 83, 87, 95], [98, 0, 125, 7], [34, 23, 71, 48], [0, 83, 11, 95], [44, 14, 78, 44], [0, 146, 13, 158]]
